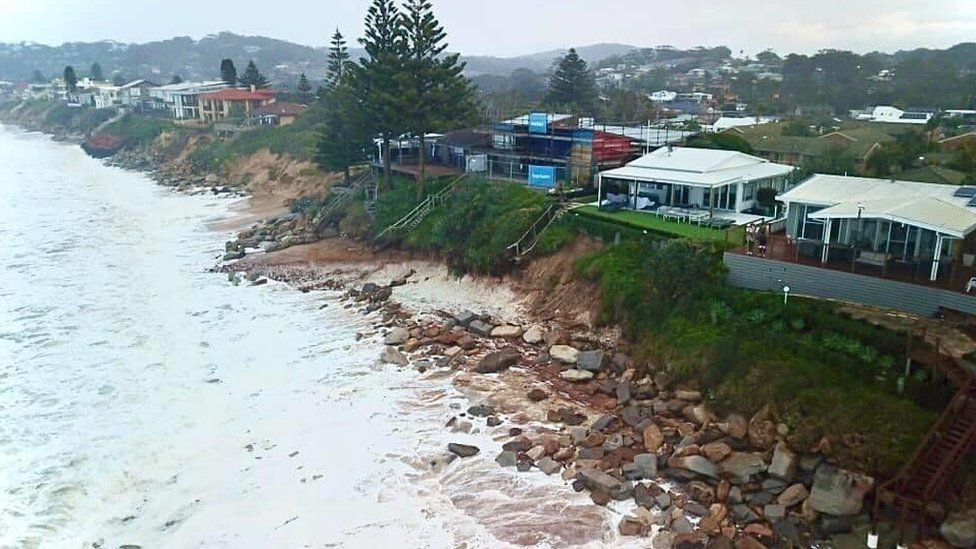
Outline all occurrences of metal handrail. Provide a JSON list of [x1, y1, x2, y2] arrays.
[[374, 174, 467, 241]]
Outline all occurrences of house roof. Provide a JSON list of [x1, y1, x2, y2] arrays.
[[251, 101, 305, 117], [899, 166, 968, 186], [600, 146, 794, 187], [778, 174, 976, 237], [153, 80, 227, 92], [200, 88, 275, 101]]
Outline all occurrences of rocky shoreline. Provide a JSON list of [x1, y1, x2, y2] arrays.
[[4, 117, 973, 548]]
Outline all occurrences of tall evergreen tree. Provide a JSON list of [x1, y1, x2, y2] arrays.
[[296, 73, 312, 102], [220, 59, 238, 86], [31, 69, 45, 83], [90, 62, 104, 81], [238, 60, 269, 89], [169, 75, 183, 85], [316, 30, 371, 185], [326, 29, 350, 92], [63, 66, 78, 93], [356, 0, 407, 189], [545, 48, 597, 114]]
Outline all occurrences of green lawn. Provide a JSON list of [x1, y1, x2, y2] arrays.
[[574, 205, 744, 243]]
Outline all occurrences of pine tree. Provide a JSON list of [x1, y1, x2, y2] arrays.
[[169, 75, 183, 85], [356, 0, 408, 189], [31, 69, 45, 83], [545, 48, 597, 114], [316, 30, 370, 184], [63, 66, 78, 93], [90, 62, 104, 81], [220, 59, 237, 86], [401, 0, 476, 188], [326, 29, 350, 92], [238, 60, 269, 89], [296, 73, 312, 102]]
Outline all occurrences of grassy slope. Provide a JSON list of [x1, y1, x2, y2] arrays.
[[575, 205, 745, 244]]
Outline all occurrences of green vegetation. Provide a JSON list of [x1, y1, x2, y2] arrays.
[[102, 113, 172, 147], [63, 65, 78, 93], [574, 205, 744, 243], [576, 238, 943, 474], [685, 132, 755, 154], [238, 60, 269, 89], [370, 177, 552, 274], [545, 48, 598, 115]]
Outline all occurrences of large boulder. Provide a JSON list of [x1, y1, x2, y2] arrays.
[[455, 310, 477, 326], [475, 347, 521, 374], [577, 467, 622, 493], [383, 327, 410, 345], [777, 483, 810, 507], [940, 511, 976, 548], [808, 464, 874, 516], [447, 443, 480, 458], [550, 344, 581, 364], [577, 350, 605, 373], [748, 405, 778, 449]]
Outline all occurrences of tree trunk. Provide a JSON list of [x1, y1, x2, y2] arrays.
[[382, 135, 392, 191], [417, 131, 427, 198]]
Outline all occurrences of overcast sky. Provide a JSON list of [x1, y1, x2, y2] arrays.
[[1, 0, 975, 57]]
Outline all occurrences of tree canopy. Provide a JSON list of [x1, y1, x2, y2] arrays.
[[238, 60, 270, 89], [315, 30, 370, 183], [89, 62, 104, 81], [545, 48, 598, 114], [220, 59, 238, 86], [296, 73, 313, 102], [169, 75, 183, 85], [63, 66, 78, 93]]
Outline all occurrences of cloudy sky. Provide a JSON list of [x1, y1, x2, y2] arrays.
[[1, 0, 974, 56]]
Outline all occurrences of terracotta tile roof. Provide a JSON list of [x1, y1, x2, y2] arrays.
[[200, 88, 275, 101]]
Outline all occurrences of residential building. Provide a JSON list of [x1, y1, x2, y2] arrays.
[[777, 174, 976, 281], [91, 83, 121, 109], [726, 123, 893, 171], [940, 132, 976, 152], [118, 79, 159, 111], [853, 106, 933, 125], [597, 146, 795, 219], [248, 101, 304, 126], [198, 87, 276, 123], [149, 81, 229, 120], [703, 115, 778, 133], [649, 90, 677, 102]]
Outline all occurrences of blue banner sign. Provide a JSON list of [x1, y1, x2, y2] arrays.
[[528, 165, 556, 187], [528, 112, 548, 134]]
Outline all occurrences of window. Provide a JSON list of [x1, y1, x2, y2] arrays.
[[800, 204, 824, 240]]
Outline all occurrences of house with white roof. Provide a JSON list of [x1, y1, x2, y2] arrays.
[[596, 147, 795, 222], [149, 81, 229, 120], [777, 174, 976, 280], [853, 106, 933, 125], [703, 116, 779, 133]]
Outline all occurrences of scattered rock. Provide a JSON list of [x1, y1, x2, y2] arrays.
[[718, 452, 767, 482], [808, 464, 874, 517], [940, 511, 976, 548], [776, 483, 810, 507], [576, 350, 604, 373], [701, 441, 733, 463], [624, 453, 658, 480], [447, 443, 479, 458], [643, 423, 664, 452], [454, 310, 477, 326], [590, 489, 611, 506], [764, 504, 787, 521], [468, 319, 494, 337], [619, 515, 646, 536], [380, 346, 409, 366], [495, 451, 517, 467], [560, 369, 594, 382], [675, 389, 702, 402], [475, 347, 520, 374], [577, 467, 622, 493], [668, 455, 719, 478], [768, 442, 797, 481], [383, 327, 410, 345], [748, 406, 777, 450], [537, 457, 561, 475], [527, 388, 548, 402], [490, 324, 523, 338], [722, 414, 749, 439], [549, 344, 581, 364], [502, 437, 532, 452], [467, 404, 495, 417], [522, 324, 545, 344]]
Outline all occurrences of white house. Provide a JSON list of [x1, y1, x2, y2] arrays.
[[118, 79, 159, 111], [854, 106, 933, 125], [777, 174, 976, 280], [597, 147, 795, 220], [150, 81, 229, 120], [704, 116, 779, 133], [649, 90, 677, 102]]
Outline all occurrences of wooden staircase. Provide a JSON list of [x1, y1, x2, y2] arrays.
[[506, 202, 565, 262], [877, 353, 976, 534], [312, 170, 375, 229], [373, 174, 466, 242]]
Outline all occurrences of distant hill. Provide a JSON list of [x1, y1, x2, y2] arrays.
[[0, 33, 637, 84]]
